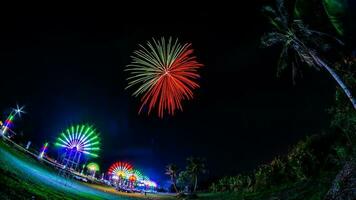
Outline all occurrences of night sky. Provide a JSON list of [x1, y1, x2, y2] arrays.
[[0, 2, 335, 184]]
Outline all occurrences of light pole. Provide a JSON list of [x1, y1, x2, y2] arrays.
[[38, 142, 49, 159], [2, 104, 25, 137], [81, 164, 86, 174]]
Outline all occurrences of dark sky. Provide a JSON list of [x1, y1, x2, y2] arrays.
[[0, 2, 335, 185]]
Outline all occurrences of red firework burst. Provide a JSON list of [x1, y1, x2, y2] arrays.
[[126, 37, 203, 118]]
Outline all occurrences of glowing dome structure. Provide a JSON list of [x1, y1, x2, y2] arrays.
[[87, 162, 100, 172], [87, 162, 100, 177]]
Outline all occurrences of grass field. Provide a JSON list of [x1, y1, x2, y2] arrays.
[[0, 140, 174, 200], [0, 138, 335, 200]]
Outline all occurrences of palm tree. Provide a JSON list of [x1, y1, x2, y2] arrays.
[[261, 0, 356, 110], [186, 157, 207, 193], [177, 170, 192, 192], [165, 164, 179, 193]]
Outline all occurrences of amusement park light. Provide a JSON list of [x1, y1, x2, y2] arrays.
[[108, 161, 133, 179], [54, 124, 101, 158], [14, 104, 25, 117], [2, 104, 25, 135], [87, 162, 100, 172], [38, 142, 48, 159]]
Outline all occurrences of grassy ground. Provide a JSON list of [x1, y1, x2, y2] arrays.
[[197, 174, 334, 200], [0, 140, 174, 200], [83, 183, 175, 200], [0, 139, 334, 199]]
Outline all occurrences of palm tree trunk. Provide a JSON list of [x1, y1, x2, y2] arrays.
[[171, 177, 179, 193], [312, 54, 356, 110], [193, 175, 198, 193], [173, 182, 179, 193]]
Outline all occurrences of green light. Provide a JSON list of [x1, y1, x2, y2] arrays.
[[55, 124, 101, 158], [87, 162, 100, 172]]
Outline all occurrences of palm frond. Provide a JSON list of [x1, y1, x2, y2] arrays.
[[276, 0, 289, 27], [293, 53, 303, 83], [276, 43, 290, 77], [261, 6, 277, 18], [261, 0, 344, 84], [292, 44, 316, 68], [308, 29, 344, 46], [292, 20, 313, 38], [292, 20, 343, 51], [261, 32, 286, 47], [262, 6, 287, 31]]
